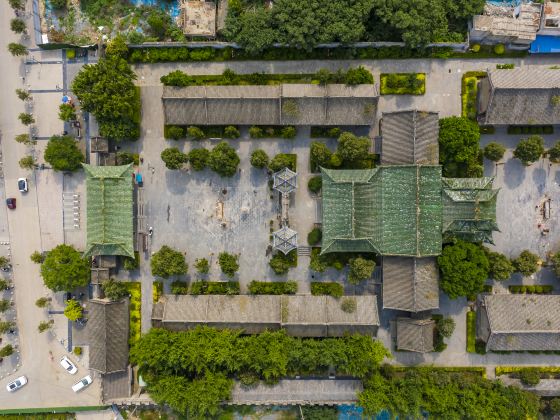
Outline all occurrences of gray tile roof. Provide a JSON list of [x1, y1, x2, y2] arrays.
[[396, 317, 435, 353], [380, 110, 440, 165], [87, 299, 129, 374], [155, 294, 379, 337], [162, 84, 379, 126], [102, 369, 132, 402], [482, 69, 560, 125], [382, 257, 439, 312], [483, 294, 560, 351]]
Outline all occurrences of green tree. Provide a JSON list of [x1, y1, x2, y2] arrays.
[[231, 8, 276, 55], [188, 148, 209, 171], [40, 244, 90, 292], [223, 126, 240, 139], [44, 135, 84, 171], [105, 35, 128, 59], [345, 66, 374, 85], [101, 279, 129, 301], [58, 103, 76, 121], [15, 88, 29, 100], [8, 43, 28, 56], [35, 297, 50, 308], [549, 398, 560, 415], [195, 258, 209, 275], [0, 257, 9, 269], [438, 117, 480, 176], [337, 132, 370, 166], [438, 241, 489, 299], [485, 249, 514, 280], [348, 257, 375, 284], [483, 142, 506, 162], [161, 147, 188, 170], [116, 151, 137, 166], [151, 245, 188, 278], [436, 317, 455, 338], [71, 56, 139, 141], [268, 154, 295, 172], [19, 155, 36, 170], [50, 0, 66, 8], [250, 149, 269, 168], [15, 133, 35, 146], [18, 113, 34, 125], [0, 321, 15, 334], [519, 368, 540, 386], [218, 252, 239, 278], [513, 135, 544, 166], [0, 299, 11, 313], [160, 70, 193, 87], [549, 141, 560, 163], [307, 227, 322, 246], [166, 126, 184, 140], [310, 141, 333, 169], [208, 141, 240, 177], [187, 126, 205, 140], [308, 176, 322, 193], [8, 0, 24, 10], [64, 299, 83, 321], [38, 320, 54, 333], [30, 251, 44, 264], [552, 251, 560, 277], [513, 250, 540, 276], [0, 344, 14, 358], [248, 126, 263, 138], [281, 126, 297, 139]]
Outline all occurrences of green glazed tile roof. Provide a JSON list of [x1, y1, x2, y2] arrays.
[[321, 166, 443, 256], [321, 169, 498, 255], [83, 164, 134, 259]]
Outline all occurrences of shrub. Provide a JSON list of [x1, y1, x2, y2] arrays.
[[310, 141, 333, 171], [485, 249, 514, 281], [166, 126, 184, 140], [550, 398, 560, 415], [58, 103, 76, 121], [208, 141, 240, 177], [269, 153, 296, 172], [19, 156, 36, 170], [471, 44, 481, 52], [44, 135, 84, 172], [151, 245, 188, 278], [15, 88, 29, 101], [494, 44, 505, 55], [337, 132, 370, 166], [161, 147, 188, 170], [549, 142, 560, 163], [280, 126, 297, 139], [496, 63, 514, 69], [35, 297, 50, 308], [18, 113, 34, 125], [308, 176, 322, 193], [117, 152, 138, 166], [345, 66, 374, 85], [190, 281, 240, 295], [250, 149, 269, 168], [437, 317, 456, 338], [307, 227, 322, 246], [123, 252, 140, 270], [188, 148, 209, 171], [0, 344, 14, 358], [73, 346, 82, 356], [160, 70, 193, 87], [239, 372, 260, 388], [348, 257, 375, 284], [224, 126, 240, 139], [30, 251, 44, 264], [340, 297, 357, 313], [519, 368, 540, 386], [64, 299, 83, 321], [10, 18, 26, 34], [218, 252, 239, 278], [8, 43, 28, 56], [248, 281, 297, 295], [311, 282, 344, 297], [188, 259, 207, 277], [513, 135, 544, 166], [38, 320, 53, 333], [171, 281, 189, 295], [249, 126, 264, 138], [187, 126, 205, 140], [513, 250, 540, 276], [483, 142, 506, 162], [269, 250, 297, 275], [102, 279, 129, 301]]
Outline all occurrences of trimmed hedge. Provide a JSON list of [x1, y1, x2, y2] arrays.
[[507, 125, 554, 135], [509, 285, 553, 294], [461, 71, 487, 120], [310, 282, 344, 298], [164, 125, 240, 140], [249, 125, 297, 139], [171, 280, 189, 295], [496, 366, 560, 376], [466, 310, 476, 353], [308, 176, 322, 194], [190, 281, 240, 295], [380, 73, 425, 95], [307, 227, 322, 246], [248, 281, 297, 295], [496, 63, 514, 69], [310, 126, 342, 138]]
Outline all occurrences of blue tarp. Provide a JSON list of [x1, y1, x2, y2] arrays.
[[129, 0, 181, 19], [530, 35, 560, 54]]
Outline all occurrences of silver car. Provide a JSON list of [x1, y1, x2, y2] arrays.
[[60, 356, 77, 374], [6, 376, 27, 392], [72, 375, 92, 392]]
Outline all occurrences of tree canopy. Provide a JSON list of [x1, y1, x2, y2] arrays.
[[151, 246, 188, 278], [218, 252, 239, 278], [513, 135, 544, 166], [188, 148, 209, 171], [483, 142, 506, 162], [348, 257, 375, 284], [250, 149, 269, 168], [438, 117, 481, 177], [337, 132, 370, 167], [513, 250, 540, 276], [208, 141, 240, 177], [102, 279, 129, 301], [161, 147, 188, 170], [484, 249, 514, 281], [40, 244, 90, 292], [64, 299, 83, 321], [71, 56, 140, 141], [438, 240, 489, 299], [44, 135, 84, 172]]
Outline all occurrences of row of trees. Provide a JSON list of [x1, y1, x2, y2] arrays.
[[438, 240, 540, 299], [224, 0, 482, 53], [161, 142, 240, 176], [130, 327, 390, 417]]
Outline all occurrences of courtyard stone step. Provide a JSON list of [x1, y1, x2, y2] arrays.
[[298, 246, 311, 256]]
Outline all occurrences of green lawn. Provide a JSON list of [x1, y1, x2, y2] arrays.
[[380, 73, 425, 95], [466, 310, 476, 353]]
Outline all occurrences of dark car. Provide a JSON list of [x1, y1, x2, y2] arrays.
[[6, 198, 15, 209]]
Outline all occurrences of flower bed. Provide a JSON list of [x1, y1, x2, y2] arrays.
[[248, 281, 298, 295], [310, 282, 344, 298], [461, 71, 487, 120]]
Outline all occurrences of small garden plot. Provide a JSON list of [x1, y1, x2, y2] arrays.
[[461, 71, 486, 120], [380, 73, 425, 95], [248, 281, 298, 295], [124, 282, 141, 345], [190, 281, 240, 295]]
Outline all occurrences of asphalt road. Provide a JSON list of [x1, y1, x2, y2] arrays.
[[0, 0, 101, 408]]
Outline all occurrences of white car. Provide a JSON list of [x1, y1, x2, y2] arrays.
[[17, 178, 28, 193], [6, 376, 27, 392], [60, 356, 77, 374], [72, 375, 92, 392]]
